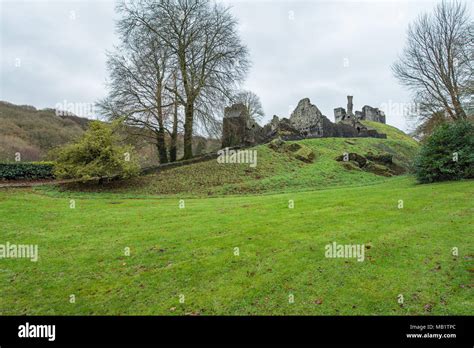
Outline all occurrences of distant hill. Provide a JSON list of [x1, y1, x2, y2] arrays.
[[0, 101, 220, 164], [0, 101, 89, 161]]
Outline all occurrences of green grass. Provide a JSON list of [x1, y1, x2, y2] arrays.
[[0, 176, 472, 315]]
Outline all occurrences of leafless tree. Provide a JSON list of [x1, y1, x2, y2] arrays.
[[118, 0, 250, 159], [232, 90, 265, 122], [97, 7, 180, 164], [392, 1, 473, 123]]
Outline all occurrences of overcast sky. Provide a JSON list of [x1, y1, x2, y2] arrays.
[[1, 0, 470, 131]]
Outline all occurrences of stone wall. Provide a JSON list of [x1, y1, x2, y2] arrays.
[[334, 107, 346, 123], [360, 105, 386, 123], [222, 104, 248, 148], [289, 98, 324, 137], [222, 103, 266, 147]]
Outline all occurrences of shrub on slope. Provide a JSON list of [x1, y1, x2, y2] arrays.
[[414, 120, 474, 183]]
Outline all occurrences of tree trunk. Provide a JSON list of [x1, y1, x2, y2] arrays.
[[156, 127, 168, 164], [452, 96, 466, 120], [169, 136, 177, 162], [154, 80, 169, 164], [183, 103, 194, 160], [170, 95, 179, 162]]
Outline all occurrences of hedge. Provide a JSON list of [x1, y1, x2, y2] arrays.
[[0, 162, 55, 180]]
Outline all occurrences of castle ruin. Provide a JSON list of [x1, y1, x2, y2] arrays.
[[222, 96, 387, 148], [334, 96, 386, 124]]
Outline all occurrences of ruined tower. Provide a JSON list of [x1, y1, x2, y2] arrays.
[[347, 95, 356, 126], [221, 103, 263, 147], [347, 96, 354, 117]]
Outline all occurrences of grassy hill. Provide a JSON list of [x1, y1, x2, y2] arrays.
[[56, 120, 419, 197], [0, 101, 88, 161]]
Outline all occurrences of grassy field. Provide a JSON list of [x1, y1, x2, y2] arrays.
[[0, 176, 472, 315]]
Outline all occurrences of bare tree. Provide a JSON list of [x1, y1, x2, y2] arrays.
[[232, 90, 265, 122], [98, 4, 180, 164], [119, 0, 250, 159], [392, 0, 473, 123]]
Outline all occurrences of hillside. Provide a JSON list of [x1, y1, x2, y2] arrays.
[[54, 121, 420, 197], [0, 101, 88, 161]]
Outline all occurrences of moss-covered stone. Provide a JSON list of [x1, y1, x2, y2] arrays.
[[365, 152, 393, 165], [294, 146, 315, 163], [364, 162, 393, 177], [341, 161, 360, 171], [335, 153, 367, 167], [268, 138, 285, 151], [285, 143, 303, 152]]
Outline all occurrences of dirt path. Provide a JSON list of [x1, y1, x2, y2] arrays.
[[0, 179, 77, 188]]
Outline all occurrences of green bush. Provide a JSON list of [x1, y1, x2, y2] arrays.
[[415, 120, 474, 183], [0, 162, 55, 180], [53, 121, 140, 182]]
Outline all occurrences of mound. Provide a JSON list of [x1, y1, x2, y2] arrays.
[[54, 122, 419, 197]]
